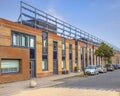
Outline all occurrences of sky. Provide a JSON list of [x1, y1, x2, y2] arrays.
[[0, 0, 120, 48]]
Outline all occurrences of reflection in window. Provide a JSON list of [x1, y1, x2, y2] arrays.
[[30, 37, 34, 48], [21, 35, 26, 47], [42, 60, 48, 71], [42, 32, 48, 54], [62, 44, 65, 50], [69, 44, 72, 53], [13, 33, 19, 46], [53, 42, 57, 51], [11, 31, 35, 48], [1, 60, 20, 74], [62, 60, 66, 69]]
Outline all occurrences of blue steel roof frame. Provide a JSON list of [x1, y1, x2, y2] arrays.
[[18, 1, 120, 52]]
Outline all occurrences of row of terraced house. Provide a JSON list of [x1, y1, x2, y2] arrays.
[[0, 2, 120, 83]]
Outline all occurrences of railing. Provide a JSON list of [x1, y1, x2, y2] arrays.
[[18, 1, 120, 52]]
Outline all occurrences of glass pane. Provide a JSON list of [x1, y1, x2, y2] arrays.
[[21, 35, 26, 47], [30, 37, 34, 48], [42, 61, 45, 69], [13, 34, 19, 46], [42, 32, 47, 39], [42, 60, 48, 70], [62, 44, 65, 50], [62, 60, 66, 69], [13, 34, 16, 45], [43, 40, 47, 48], [1, 60, 20, 74]]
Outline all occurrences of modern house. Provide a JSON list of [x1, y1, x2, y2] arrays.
[[0, 2, 120, 83]]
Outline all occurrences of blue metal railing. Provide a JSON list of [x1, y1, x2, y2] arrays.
[[18, 1, 120, 51]]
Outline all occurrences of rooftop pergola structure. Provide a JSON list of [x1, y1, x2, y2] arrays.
[[18, 1, 120, 52]]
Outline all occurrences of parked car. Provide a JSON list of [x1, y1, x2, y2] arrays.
[[101, 66, 107, 73], [96, 65, 107, 73], [85, 65, 99, 75], [116, 64, 120, 69], [106, 64, 114, 71], [96, 65, 103, 73], [113, 64, 118, 70]]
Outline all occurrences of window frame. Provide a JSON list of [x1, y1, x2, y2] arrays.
[[11, 31, 36, 49]]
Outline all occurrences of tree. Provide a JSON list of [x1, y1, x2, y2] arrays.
[[95, 42, 114, 64]]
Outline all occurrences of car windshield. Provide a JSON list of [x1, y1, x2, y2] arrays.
[[87, 66, 95, 69]]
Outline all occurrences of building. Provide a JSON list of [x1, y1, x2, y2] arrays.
[[0, 2, 120, 83]]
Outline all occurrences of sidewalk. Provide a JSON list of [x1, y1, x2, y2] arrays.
[[0, 72, 81, 96]]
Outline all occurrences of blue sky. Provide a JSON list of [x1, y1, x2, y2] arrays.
[[0, 0, 120, 48]]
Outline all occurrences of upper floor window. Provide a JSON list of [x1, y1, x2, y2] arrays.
[[30, 37, 35, 48], [42, 32, 48, 48], [11, 31, 35, 48], [13, 33, 19, 46], [53, 41, 57, 51], [42, 32, 48, 54], [21, 35, 27, 47], [69, 44, 72, 53]]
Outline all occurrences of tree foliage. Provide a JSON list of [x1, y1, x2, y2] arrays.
[[95, 42, 114, 64]]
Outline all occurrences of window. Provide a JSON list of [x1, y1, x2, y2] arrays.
[[62, 44, 65, 50], [62, 60, 66, 69], [21, 35, 26, 47], [13, 33, 19, 46], [42, 60, 48, 71], [53, 42, 57, 51], [42, 32, 48, 54], [30, 37, 35, 48], [69, 44, 72, 53], [43, 40, 47, 48], [11, 31, 36, 48], [42, 32, 48, 48], [1, 60, 20, 74]]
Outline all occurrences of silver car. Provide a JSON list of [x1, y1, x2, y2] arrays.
[[85, 65, 99, 75], [96, 65, 107, 73]]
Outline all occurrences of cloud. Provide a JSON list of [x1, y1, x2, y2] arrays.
[[46, 8, 64, 20], [46, 0, 64, 20]]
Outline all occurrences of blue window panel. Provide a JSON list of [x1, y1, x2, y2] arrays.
[[69, 53, 72, 60], [62, 57, 65, 60], [42, 55, 48, 59], [53, 51, 57, 59], [30, 49, 35, 59]]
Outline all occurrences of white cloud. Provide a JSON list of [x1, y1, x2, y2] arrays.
[[46, 0, 64, 20], [46, 8, 64, 20]]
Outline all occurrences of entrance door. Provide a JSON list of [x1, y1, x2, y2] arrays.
[[30, 60, 35, 78], [53, 60, 58, 74]]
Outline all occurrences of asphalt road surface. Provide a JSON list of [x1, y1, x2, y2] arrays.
[[54, 70, 120, 91]]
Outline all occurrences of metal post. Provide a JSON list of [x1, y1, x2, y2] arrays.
[[20, 1, 22, 24]]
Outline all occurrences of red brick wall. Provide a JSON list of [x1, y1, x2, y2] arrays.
[[0, 46, 30, 83]]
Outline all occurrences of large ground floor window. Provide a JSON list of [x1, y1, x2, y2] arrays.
[[1, 59, 20, 74]]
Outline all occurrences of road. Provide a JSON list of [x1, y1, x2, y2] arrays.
[[54, 70, 120, 91]]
